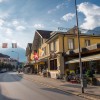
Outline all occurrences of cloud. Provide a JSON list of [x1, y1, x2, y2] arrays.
[[4, 28, 13, 37], [12, 20, 26, 31], [0, 19, 5, 26], [0, 8, 13, 19], [52, 20, 60, 25], [16, 26, 25, 31], [48, 3, 65, 14], [61, 13, 75, 22], [0, 0, 6, 3], [33, 24, 44, 29], [12, 20, 19, 26], [78, 2, 100, 30]]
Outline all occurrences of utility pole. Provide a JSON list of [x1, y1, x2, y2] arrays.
[[74, 0, 84, 93]]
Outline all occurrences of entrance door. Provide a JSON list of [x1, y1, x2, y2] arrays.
[[50, 59, 57, 70]]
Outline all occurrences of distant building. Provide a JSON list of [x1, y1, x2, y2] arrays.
[[0, 53, 18, 69]]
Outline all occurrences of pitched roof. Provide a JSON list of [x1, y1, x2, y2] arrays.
[[26, 43, 32, 56], [28, 43, 32, 49], [36, 30, 52, 39]]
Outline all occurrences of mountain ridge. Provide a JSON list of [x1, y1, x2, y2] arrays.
[[0, 47, 26, 62]]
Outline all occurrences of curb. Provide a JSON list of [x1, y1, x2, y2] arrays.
[[18, 74, 100, 100]]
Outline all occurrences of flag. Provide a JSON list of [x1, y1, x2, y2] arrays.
[[2, 43, 8, 48], [12, 43, 17, 48], [39, 48, 44, 57], [34, 52, 38, 60]]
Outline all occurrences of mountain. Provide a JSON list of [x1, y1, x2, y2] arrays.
[[86, 27, 100, 35], [0, 47, 26, 62]]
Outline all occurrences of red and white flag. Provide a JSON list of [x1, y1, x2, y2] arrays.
[[34, 52, 38, 60], [12, 43, 17, 48], [2, 43, 8, 48]]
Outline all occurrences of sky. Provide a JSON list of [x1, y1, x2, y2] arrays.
[[0, 0, 100, 49]]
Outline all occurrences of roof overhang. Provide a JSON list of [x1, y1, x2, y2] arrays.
[[65, 54, 100, 64], [32, 31, 42, 51]]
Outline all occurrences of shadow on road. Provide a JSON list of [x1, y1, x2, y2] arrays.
[[0, 86, 20, 100], [41, 87, 73, 96], [0, 72, 23, 83]]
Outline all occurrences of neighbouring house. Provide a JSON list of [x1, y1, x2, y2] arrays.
[[25, 43, 34, 73], [26, 43, 32, 63], [0, 53, 18, 71]]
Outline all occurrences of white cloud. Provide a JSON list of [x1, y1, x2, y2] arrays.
[[12, 20, 19, 26], [5, 28, 13, 37], [0, 7, 13, 19], [78, 2, 100, 30], [56, 3, 64, 9], [12, 20, 26, 31], [61, 13, 75, 22], [16, 26, 25, 31], [48, 3, 65, 14], [33, 24, 44, 29], [0, 0, 6, 3], [0, 19, 5, 26], [52, 20, 60, 25]]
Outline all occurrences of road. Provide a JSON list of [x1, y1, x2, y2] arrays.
[[0, 72, 85, 100]]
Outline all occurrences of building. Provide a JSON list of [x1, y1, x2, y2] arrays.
[[27, 27, 100, 79], [26, 43, 32, 63], [0, 53, 10, 64], [0, 53, 18, 71], [25, 43, 34, 73], [31, 30, 52, 74]]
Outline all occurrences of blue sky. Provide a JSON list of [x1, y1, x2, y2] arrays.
[[0, 0, 100, 49]]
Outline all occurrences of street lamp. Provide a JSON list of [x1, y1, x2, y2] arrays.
[[11, 51, 19, 62], [74, 0, 84, 93]]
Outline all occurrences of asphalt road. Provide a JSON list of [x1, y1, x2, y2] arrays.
[[0, 72, 85, 100]]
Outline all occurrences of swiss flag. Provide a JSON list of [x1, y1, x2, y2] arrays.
[[34, 52, 38, 60]]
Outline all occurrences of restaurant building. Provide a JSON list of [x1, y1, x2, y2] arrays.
[[26, 27, 100, 79]]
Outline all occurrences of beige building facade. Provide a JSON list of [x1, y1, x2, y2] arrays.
[[27, 27, 100, 78]]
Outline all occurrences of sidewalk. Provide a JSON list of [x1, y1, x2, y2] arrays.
[[18, 73, 100, 100]]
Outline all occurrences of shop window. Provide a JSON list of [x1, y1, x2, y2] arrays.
[[68, 38, 74, 50], [50, 59, 57, 70], [85, 40, 90, 47]]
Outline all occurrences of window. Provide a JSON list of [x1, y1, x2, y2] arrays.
[[68, 39, 74, 49], [85, 40, 90, 46], [49, 41, 57, 52]]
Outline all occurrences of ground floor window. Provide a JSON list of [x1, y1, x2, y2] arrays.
[[50, 59, 57, 70]]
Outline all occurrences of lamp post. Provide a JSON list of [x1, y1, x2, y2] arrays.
[[74, 0, 84, 93]]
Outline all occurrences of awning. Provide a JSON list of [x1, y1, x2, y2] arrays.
[[65, 54, 100, 64]]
